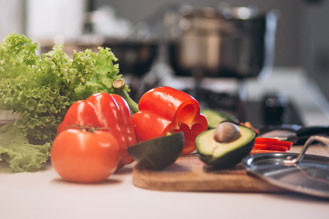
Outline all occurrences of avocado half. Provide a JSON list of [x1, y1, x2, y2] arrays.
[[127, 132, 184, 170], [201, 109, 239, 129], [196, 125, 256, 168]]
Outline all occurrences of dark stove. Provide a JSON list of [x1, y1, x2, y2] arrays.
[[127, 73, 304, 129], [182, 88, 304, 129]]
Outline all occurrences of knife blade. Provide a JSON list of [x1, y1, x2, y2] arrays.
[[258, 125, 329, 145]]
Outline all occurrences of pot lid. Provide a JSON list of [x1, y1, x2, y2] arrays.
[[242, 135, 329, 198]]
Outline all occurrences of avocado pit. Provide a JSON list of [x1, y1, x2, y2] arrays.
[[196, 123, 256, 169], [214, 122, 241, 143]]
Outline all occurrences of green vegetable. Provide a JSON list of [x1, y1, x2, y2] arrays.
[[196, 123, 255, 169], [127, 133, 184, 170], [201, 109, 239, 129], [0, 33, 129, 171], [0, 123, 50, 172], [0, 33, 127, 143]]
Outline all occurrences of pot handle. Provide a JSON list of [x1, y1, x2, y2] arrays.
[[283, 135, 329, 166]]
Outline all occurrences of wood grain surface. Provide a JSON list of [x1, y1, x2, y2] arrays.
[[132, 155, 281, 192], [132, 145, 329, 192]]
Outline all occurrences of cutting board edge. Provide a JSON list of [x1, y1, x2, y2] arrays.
[[132, 166, 283, 193]]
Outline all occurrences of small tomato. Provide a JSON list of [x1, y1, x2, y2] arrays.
[[51, 129, 120, 183]]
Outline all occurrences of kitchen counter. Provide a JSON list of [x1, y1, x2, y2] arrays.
[[1, 68, 329, 219], [1, 147, 329, 219]]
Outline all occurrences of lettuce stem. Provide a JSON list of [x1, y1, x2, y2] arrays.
[[113, 79, 139, 114]]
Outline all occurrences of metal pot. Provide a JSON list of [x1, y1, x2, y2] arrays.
[[102, 38, 158, 77], [166, 6, 278, 79]]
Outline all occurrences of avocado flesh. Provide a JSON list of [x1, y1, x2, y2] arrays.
[[196, 126, 255, 168], [201, 109, 239, 129]]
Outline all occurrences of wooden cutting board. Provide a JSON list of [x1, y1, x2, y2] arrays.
[[132, 155, 282, 192], [132, 145, 329, 192], [132, 143, 329, 192]]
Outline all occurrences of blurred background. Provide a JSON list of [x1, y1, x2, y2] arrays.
[[1, 0, 329, 127]]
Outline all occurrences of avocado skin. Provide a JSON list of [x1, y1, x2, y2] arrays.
[[201, 109, 239, 129], [196, 124, 256, 169], [127, 132, 184, 170], [198, 138, 255, 169]]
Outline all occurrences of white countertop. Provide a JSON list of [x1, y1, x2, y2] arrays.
[[1, 162, 329, 219], [1, 68, 329, 219]]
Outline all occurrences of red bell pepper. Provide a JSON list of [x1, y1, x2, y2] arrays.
[[132, 87, 208, 155], [250, 137, 293, 154], [253, 143, 288, 151], [57, 93, 137, 166], [250, 149, 283, 154], [255, 137, 292, 149]]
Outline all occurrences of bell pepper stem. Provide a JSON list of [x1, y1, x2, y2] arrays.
[[113, 79, 139, 113]]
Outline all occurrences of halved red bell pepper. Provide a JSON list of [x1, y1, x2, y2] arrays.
[[255, 137, 293, 149], [250, 149, 284, 154], [251, 137, 293, 154], [253, 143, 288, 151], [132, 87, 208, 155], [57, 93, 137, 166], [255, 137, 292, 146]]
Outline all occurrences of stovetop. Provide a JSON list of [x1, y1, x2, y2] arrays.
[[127, 75, 304, 129], [182, 88, 304, 129]]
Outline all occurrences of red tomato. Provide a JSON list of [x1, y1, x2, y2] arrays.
[[51, 129, 120, 183]]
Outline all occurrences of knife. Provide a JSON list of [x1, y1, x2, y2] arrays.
[[258, 125, 329, 145]]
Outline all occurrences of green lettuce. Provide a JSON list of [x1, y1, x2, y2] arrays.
[[0, 33, 129, 171], [0, 123, 50, 172]]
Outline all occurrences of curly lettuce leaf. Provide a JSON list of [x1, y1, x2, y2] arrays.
[[0, 33, 130, 172], [0, 123, 50, 172], [0, 33, 127, 145], [71, 47, 129, 100]]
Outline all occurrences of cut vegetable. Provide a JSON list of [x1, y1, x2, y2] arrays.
[[253, 137, 293, 153], [253, 144, 288, 151], [196, 124, 256, 168], [127, 132, 184, 170], [201, 109, 239, 129], [214, 122, 241, 143], [132, 87, 207, 155], [250, 137, 293, 154], [250, 149, 284, 154], [255, 137, 293, 148]]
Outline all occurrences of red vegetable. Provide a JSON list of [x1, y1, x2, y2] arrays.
[[250, 149, 283, 154], [57, 93, 137, 166], [255, 137, 293, 150], [255, 137, 292, 146], [250, 137, 293, 154], [132, 87, 208, 155], [255, 137, 279, 144], [253, 143, 288, 151], [51, 129, 120, 183]]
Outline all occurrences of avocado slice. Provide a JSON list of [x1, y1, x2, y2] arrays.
[[201, 109, 239, 129], [127, 132, 184, 170], [196, 125, 255, 168]]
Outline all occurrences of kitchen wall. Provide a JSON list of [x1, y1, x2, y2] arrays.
[[94, 0, 329, 104], [94, 0, 302, 67], [26, 0, 86, 39], [0, 0, 25, 40], [300, 0, 329, 101], [0, 0, 322, 71]]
